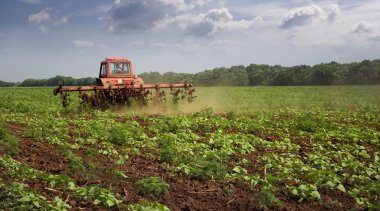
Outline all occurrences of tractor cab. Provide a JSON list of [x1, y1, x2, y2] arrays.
[[97, 57, 144, 86]]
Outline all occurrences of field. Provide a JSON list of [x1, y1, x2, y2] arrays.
[[0, 86, 379, 210]]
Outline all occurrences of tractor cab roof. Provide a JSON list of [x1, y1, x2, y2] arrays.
[[102, 57, 131, 63]]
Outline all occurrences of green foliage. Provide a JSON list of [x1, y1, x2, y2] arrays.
[[0, 86, 380, 209], [287, 184, 321, 202], [19, 75, 96, 87], [0, 126, 19, 156], [193, 107, 213, 117], [106, 169, 128, 179], [137, 59, 380, 86], [191, 150, 228, 181], [63, 148, 97, 176], [0, 182, 71, 210], [68, 184, 121, 207], [135, 177, 170, 199], [110, 122, 143, 145], [158, 133, 178, 163], [255, 187, 283, 209], [0, 156, 122, 208], [296, 118, 318, 133], [127, 201, 170, 211]]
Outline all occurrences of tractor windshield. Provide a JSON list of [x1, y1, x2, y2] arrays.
[[110, 62, 131, 75]]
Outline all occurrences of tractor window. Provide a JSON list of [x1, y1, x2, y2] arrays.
[[111, 62, 130, 75], [100, 64, 106, 76]]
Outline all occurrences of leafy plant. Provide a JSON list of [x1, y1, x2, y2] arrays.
[[158, 133, 178, 163], [135, 177, 170, 199], [191, 150, 228, 180], [0, 182, 71, 210], [0, 126, 19, 156], [63, 148, 97, 176], [127, 201, 170, 211], [255, 187, 283, 209], [287, 184, 321, 202], [109, 122, 145, 145]]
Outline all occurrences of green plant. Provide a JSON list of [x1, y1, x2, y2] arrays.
[[109, 122, 145, 145], [0, 126, 19, 156], [158, 133, 178, 163], [255, 187, 283, 209], [135, 177, 170, 199], [0, 182, 72, 210], [62, 148, 97, 178], [107, 169, 128, 179], [192, 150, 228, 181], [127, 201, 170, 211], [287, 184, 321, 202], [0, 156, 122, 208]]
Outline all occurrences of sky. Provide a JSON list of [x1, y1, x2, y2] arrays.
[[0, 0, 379, 82]]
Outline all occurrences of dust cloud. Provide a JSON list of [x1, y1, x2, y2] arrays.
[[110, 88, 227, 115]]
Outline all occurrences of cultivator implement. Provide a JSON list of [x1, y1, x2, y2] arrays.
[[53, 57, 196, 109], [54, 83, 196, 109]]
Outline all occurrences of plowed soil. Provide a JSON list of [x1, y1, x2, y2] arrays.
[[4, 123, 355, 211]]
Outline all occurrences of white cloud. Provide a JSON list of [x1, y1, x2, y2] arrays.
[[28, 8, 51, 25], [28, 9, 71, 32], [38, 25, 47, 33], [217, 15, 263, 31], [158, 0, 214, 11], [206, 8, 233, 22], [180, 8, 263, 37], [185, 20, 217, 36], [352, 21, 375, 34], [150, 40, 202, 53], [372, 35, 380, 42], [73, 5, 112, 17], [106, 0, 259, 36], [54, 16, 68, 25], [154, 7, 263, 37], [193, 0, 213, 7], [350, 21, 380, 43], [279, 5, 324, 29], [327, 4, 341, 23], [107, 0, 178, 32], [72, 40, 106, 48], [159, 0, 188, 11]]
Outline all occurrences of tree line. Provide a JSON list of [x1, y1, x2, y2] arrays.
[[140, 59, 380, 86], [1, 59, 379, 87], [0, 76, 96, 87]]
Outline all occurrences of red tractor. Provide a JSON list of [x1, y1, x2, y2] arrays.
[[54, 57, 195, 108]]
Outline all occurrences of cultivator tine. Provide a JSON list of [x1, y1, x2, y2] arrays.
[[53, 82, 64, 96], [93, 89, 109, 109], [53, 82, 72, 107], [153, 86, 166, 105], [186, 88, 197, 103], [54, 82, 195, 109], [143, 89, 151, 104], [134, 85, 151, 106], [170, 88, 180, 104], [61, 92, 71, 107], [80, 93, 93, 105]]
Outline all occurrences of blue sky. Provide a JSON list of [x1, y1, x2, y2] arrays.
[[1, 0, 379, 82]]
